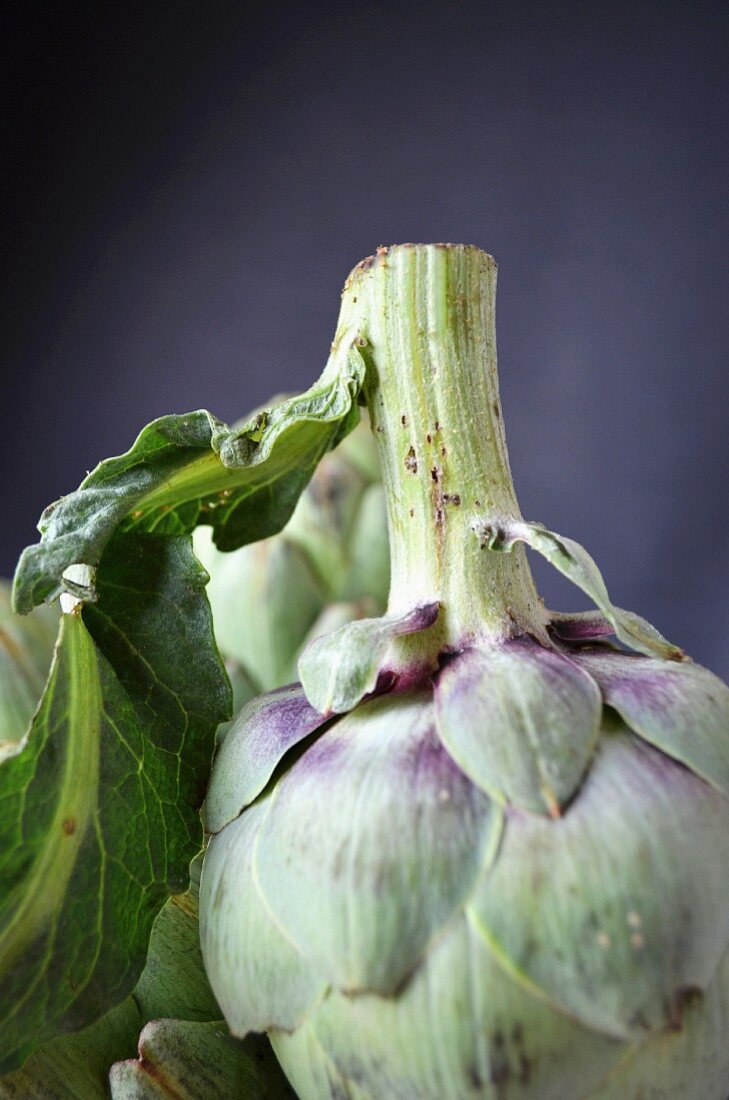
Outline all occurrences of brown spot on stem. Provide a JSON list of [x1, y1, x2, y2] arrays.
[[401, 414, 407, 426], [62, 817, 76, 835], [443, 493, 461, 505], [426, 433, 432, 443], [405, 446, 418, 473]]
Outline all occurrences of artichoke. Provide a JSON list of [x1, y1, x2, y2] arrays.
[[199, 244, 729, 1099], [193, 412, 389, 701]]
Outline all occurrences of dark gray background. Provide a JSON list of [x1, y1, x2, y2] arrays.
[[3, 2, 727, 674]]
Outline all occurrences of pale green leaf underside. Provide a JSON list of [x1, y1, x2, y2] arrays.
[[254, 692, 501, 995], [468, 730, 729, 1040], [0, 534, 229, 1074], [109, 1021, 295, 1100], [434, 640, 601, 815], [496, 521, 682, 661], [13, 352, 364, 616], [200, 800, 325, 1036]]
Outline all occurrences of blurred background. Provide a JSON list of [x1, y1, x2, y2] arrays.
[[2, 1, 727, 674]]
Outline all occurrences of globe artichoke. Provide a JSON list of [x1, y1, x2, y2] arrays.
[[199, 244, 729, 1099], [193, 412, 389, 701]]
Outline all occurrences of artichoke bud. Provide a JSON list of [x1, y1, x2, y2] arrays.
[[0, 579, 58, 757], [200, 245, 729, 1099], [194, 411, 389, 694]]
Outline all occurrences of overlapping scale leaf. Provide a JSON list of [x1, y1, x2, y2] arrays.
[[205, 684, 331, 834], [200, 800, 325, 1036], [298, 602, 440, 714], [110, 1021, 295, 1100], [586, 944, 729, 1099], [254, 691, 501, 994], [434, 638, 601, 816], [305, 915, 622, 1100], [570, 649, 729, 797], [468, 729, 729, 1040]]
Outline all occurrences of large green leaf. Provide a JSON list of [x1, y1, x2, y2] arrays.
[[0, 533, 229, 1073], [13, 355, 364, 616], [3, 344, 365, 1068]]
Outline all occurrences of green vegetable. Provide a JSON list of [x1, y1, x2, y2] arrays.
[[199, 245, 729, 1099], [5, 243, 728, 1098]]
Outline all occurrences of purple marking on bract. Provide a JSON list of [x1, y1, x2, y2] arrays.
[[205, 682, 331, 832], [549, 613, 614, 641]]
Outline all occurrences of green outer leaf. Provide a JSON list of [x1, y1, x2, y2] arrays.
[[434, 639, 601, 816], [13, 352, 364, 615], [468, 729, 729, 1040], [495, 520, 682, 661], [133, 853, 220, 1024], [0, 533, 229, 1073], [306, 915, 622, 1100], [0, 581, 58, 755], [0, 998, 142, 1099], [200, 800, 325, 1036], [254, 691, 501, 995], [297, 602, 440, 714], [570, 649, 729, 799], [109, 1021, 295, 1100]]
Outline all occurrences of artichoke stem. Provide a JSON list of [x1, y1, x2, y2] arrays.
[[333, 243, 546, 649]]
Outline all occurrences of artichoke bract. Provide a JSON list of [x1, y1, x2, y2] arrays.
[[193, 415, 389, 701], [200, 244, 729, 1100]]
